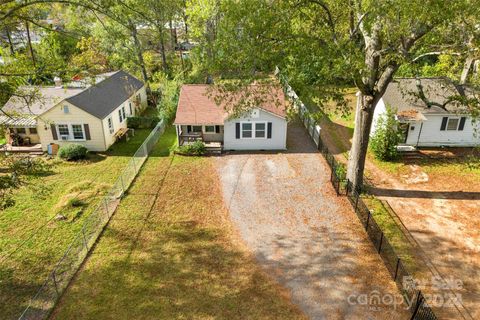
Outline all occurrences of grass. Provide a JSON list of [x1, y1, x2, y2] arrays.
[[51, 126, 306, 320], [0, 128, 155, 319]]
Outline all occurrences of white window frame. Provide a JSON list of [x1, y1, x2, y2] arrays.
[[122, 106, 126, 120], [446, 117, 460, 131], [57, 123, 86, 141], [204, 125, 216, 134], [107, 117, 114, 134], [241, 121, 267, 139], [129, 102, 133, 115]]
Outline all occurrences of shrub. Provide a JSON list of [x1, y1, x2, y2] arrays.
[[127, 116, 159, 129], [58, 144, 88, 161], [370, 106, 400, 161], [177, 141, 206, 156]]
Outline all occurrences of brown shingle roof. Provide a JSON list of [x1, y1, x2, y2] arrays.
[[174, 84, 286, 125]]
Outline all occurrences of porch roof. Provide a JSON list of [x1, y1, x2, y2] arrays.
[[0, 116, 37, 128]]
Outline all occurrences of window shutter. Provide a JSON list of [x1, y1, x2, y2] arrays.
[[50, 124, 58, 140], [215, 125, 220, 133], [84, 124, 91, 140], [235, 123, 240, 139], [458, 117, 466, 131], [440, 117, 448, 131], [267, 122, 272, 139]]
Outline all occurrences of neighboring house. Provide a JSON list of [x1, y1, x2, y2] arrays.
[[174, 84, 288, 151], [371, 78, 480, 147], [1, 70, 147, 152]]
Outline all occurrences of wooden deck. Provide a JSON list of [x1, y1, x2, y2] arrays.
[[1, 144, 43, 154]]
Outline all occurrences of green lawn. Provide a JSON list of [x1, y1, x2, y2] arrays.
[[51, 126, 306, 320], [0, 129, 153, 319]]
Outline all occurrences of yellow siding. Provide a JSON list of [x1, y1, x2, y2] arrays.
[[37, 85, 147, 152], [37, 101, 106, 151], [101, 85, 147, 149]]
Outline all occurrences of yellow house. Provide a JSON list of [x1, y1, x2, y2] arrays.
[[1, 70, 147, 152]]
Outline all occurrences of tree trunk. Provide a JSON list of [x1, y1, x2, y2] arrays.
[[130, 25, 148, 84], [460, 57, 474, 84], [5, 25, 14, 54], [25, 21, 36, 67], [346, 93, 376, 191], [158, 26, 168, 73]]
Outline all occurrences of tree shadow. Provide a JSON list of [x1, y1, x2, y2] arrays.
[[368, 186, 480, 200]]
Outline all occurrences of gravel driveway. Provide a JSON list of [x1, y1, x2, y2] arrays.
[[214, 120, 409, 319]]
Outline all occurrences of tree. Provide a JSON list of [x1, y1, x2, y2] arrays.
[[370, 106, 399, 161], [187, 0, 480, 191]]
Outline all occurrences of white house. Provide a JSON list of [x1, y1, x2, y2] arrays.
[[1, 70, 148, 152], [371, 78, 480, 147], [173, 84, 288, 151]]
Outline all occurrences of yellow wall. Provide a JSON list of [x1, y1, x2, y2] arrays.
[[37, 85, 147, 152], [101, 86, 147, 149], [37, 101, 106, 151]]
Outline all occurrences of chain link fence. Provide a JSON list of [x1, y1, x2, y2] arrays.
[[18, 120, 166, 320], [276, 68, 438, 320]]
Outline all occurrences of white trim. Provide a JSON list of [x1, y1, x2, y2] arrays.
[[56, 123, 87, 141], [446, 117, 460, 131], [203, 125, 216, 134], [240, 121, 267, 139]]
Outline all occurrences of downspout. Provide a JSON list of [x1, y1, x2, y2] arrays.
[[416, 122, 424, 148]]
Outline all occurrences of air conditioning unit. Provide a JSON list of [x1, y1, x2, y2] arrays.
[[60, 135, 69, 141]]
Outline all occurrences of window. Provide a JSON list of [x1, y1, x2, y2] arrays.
[[255, 123, 266, 138], [29, 128, 37, 134], [108, 117, 114, 134], [16, 128, 26, 134], [63, 105, 69, 113], [72, 124, 85, 140], [58, 124, 69, 136], [447, 118, 459, 131], [204, 125, 216, 133], [122, 107, 126, 120], [187, 126, 202, 133], [241, 122, 267, 139], [129, 102, 133, 115], [241, 123, 252, 138], [136, 93, 141, 104]]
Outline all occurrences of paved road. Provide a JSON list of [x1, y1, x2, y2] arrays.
[[214, 120, 409, 320]]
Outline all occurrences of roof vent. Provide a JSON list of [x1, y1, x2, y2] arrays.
[[54, 76, 62, 88]]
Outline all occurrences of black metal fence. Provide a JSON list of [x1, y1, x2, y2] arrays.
[[276, 67, 437, 320], [18, 120, 167, 320]]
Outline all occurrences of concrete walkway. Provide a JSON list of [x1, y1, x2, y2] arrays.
[[214, 121, 410, 320]]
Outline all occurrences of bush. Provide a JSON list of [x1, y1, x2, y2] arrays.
[[58, 144, 88, 161], [370, 106, 400, 161], [127, 116, 160, 129], [177, 141, 206, 156]]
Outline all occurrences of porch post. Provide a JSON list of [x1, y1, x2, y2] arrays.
[[175, 125, 181, 146]]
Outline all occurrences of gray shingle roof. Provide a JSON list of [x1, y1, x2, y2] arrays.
[[66, 70, 144, 119], [2, 86, 83, 115], [382, 78, 471, 117]]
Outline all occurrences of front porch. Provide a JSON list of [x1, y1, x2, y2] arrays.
[[176, 124, 224, 153]]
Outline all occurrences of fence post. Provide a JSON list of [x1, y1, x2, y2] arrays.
[[103, 198, 109, 216], [410, 291, 422, 319], [378, 232, 384, 253], [82, 227, 88, 250], [120, 175, 126, 196], [132, 157, 137, 174], [52, 272, 59, 297], [394, 258, 401, 281], [354, 192, 359, 212]]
